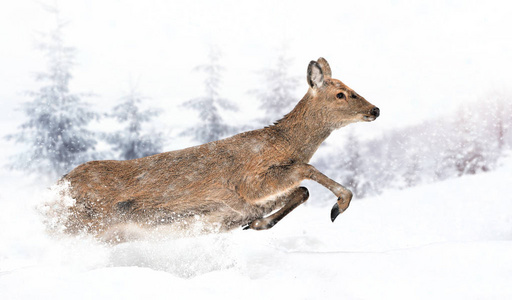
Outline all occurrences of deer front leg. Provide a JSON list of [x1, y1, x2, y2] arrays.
[[243, 163, 352, 223], [244, 186, 309, 230], [301, 164, 353, 222]]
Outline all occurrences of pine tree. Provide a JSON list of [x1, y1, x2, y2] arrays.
[[5, 9, 98, 178], [326, 131, 368, 198], [343, 132, 368, 198], [181, 47, 238, 143], [106, 87, 163, 160], [479, 91, 511, 153], [452, 106, 489, 176], [250, 53, 299, 126]]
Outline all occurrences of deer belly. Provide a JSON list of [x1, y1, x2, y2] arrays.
[[251, 186, 298, 206]]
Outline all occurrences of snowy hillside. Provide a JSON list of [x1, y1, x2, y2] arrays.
[[1, 157, 511, 299], [1, 1, 512, 299]]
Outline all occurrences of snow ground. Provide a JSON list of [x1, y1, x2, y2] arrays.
[[0, 159, 511, 299]]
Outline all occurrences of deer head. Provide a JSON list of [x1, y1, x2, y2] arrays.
[[306, 57, 379, 129]]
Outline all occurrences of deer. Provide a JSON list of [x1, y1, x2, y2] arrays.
[[55, 57, 379, 241]]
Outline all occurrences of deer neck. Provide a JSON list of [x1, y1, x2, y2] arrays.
[[272, 95, 334, 162]]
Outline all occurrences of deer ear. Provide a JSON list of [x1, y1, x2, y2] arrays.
[[317, 57, 332, 78], [307, 61, 324, 89]]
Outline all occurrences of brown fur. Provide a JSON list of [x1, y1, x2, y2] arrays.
[[60, 57, 379, 238]]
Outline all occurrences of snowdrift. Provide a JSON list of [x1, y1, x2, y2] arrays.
[[1, 159, 511, 299]]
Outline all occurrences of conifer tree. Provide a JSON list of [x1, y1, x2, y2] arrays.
[[181, 47, 239, 143], [6, 9, 98, 178], [250, 53, 299, 126], [106, 87, 163, 160]]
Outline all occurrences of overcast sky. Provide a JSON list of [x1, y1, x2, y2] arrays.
[[1, 0, 511, 146]]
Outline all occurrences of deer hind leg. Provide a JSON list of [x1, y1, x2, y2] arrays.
[[243, 186, 309, 230]]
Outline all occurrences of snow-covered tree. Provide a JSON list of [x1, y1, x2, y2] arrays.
[[341, 132, 367, 198], [106, 88, 163, 160], [250, 53, 299, 126], [5, 9, 98, 178], [181, 47, 239, 143], [447, 106, 490, 176], [478, 91, 512, 153], [366, 133, 399, 192], [319, 131, 369, 199], [403, 145, 421, 188]]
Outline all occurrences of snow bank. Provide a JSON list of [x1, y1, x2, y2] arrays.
[[1, 160, 511, 299]]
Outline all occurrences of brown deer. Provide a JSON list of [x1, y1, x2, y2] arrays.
[[57, 57, 379, 240]]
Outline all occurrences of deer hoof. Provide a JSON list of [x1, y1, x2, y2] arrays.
[[243, 219, 276, 230], [331, 203, 341, 222]]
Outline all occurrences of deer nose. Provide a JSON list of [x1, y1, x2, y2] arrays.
[[370, 107, 380, 118]]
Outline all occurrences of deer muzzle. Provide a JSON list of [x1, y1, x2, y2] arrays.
[[363, 106, 380, 121], [371, 107, 380, 118]]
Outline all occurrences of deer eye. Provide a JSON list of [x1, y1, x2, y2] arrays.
[[336, 93, 345, 99]]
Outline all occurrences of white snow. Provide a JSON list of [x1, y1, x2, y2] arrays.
[[1, 158, 511, 299]]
